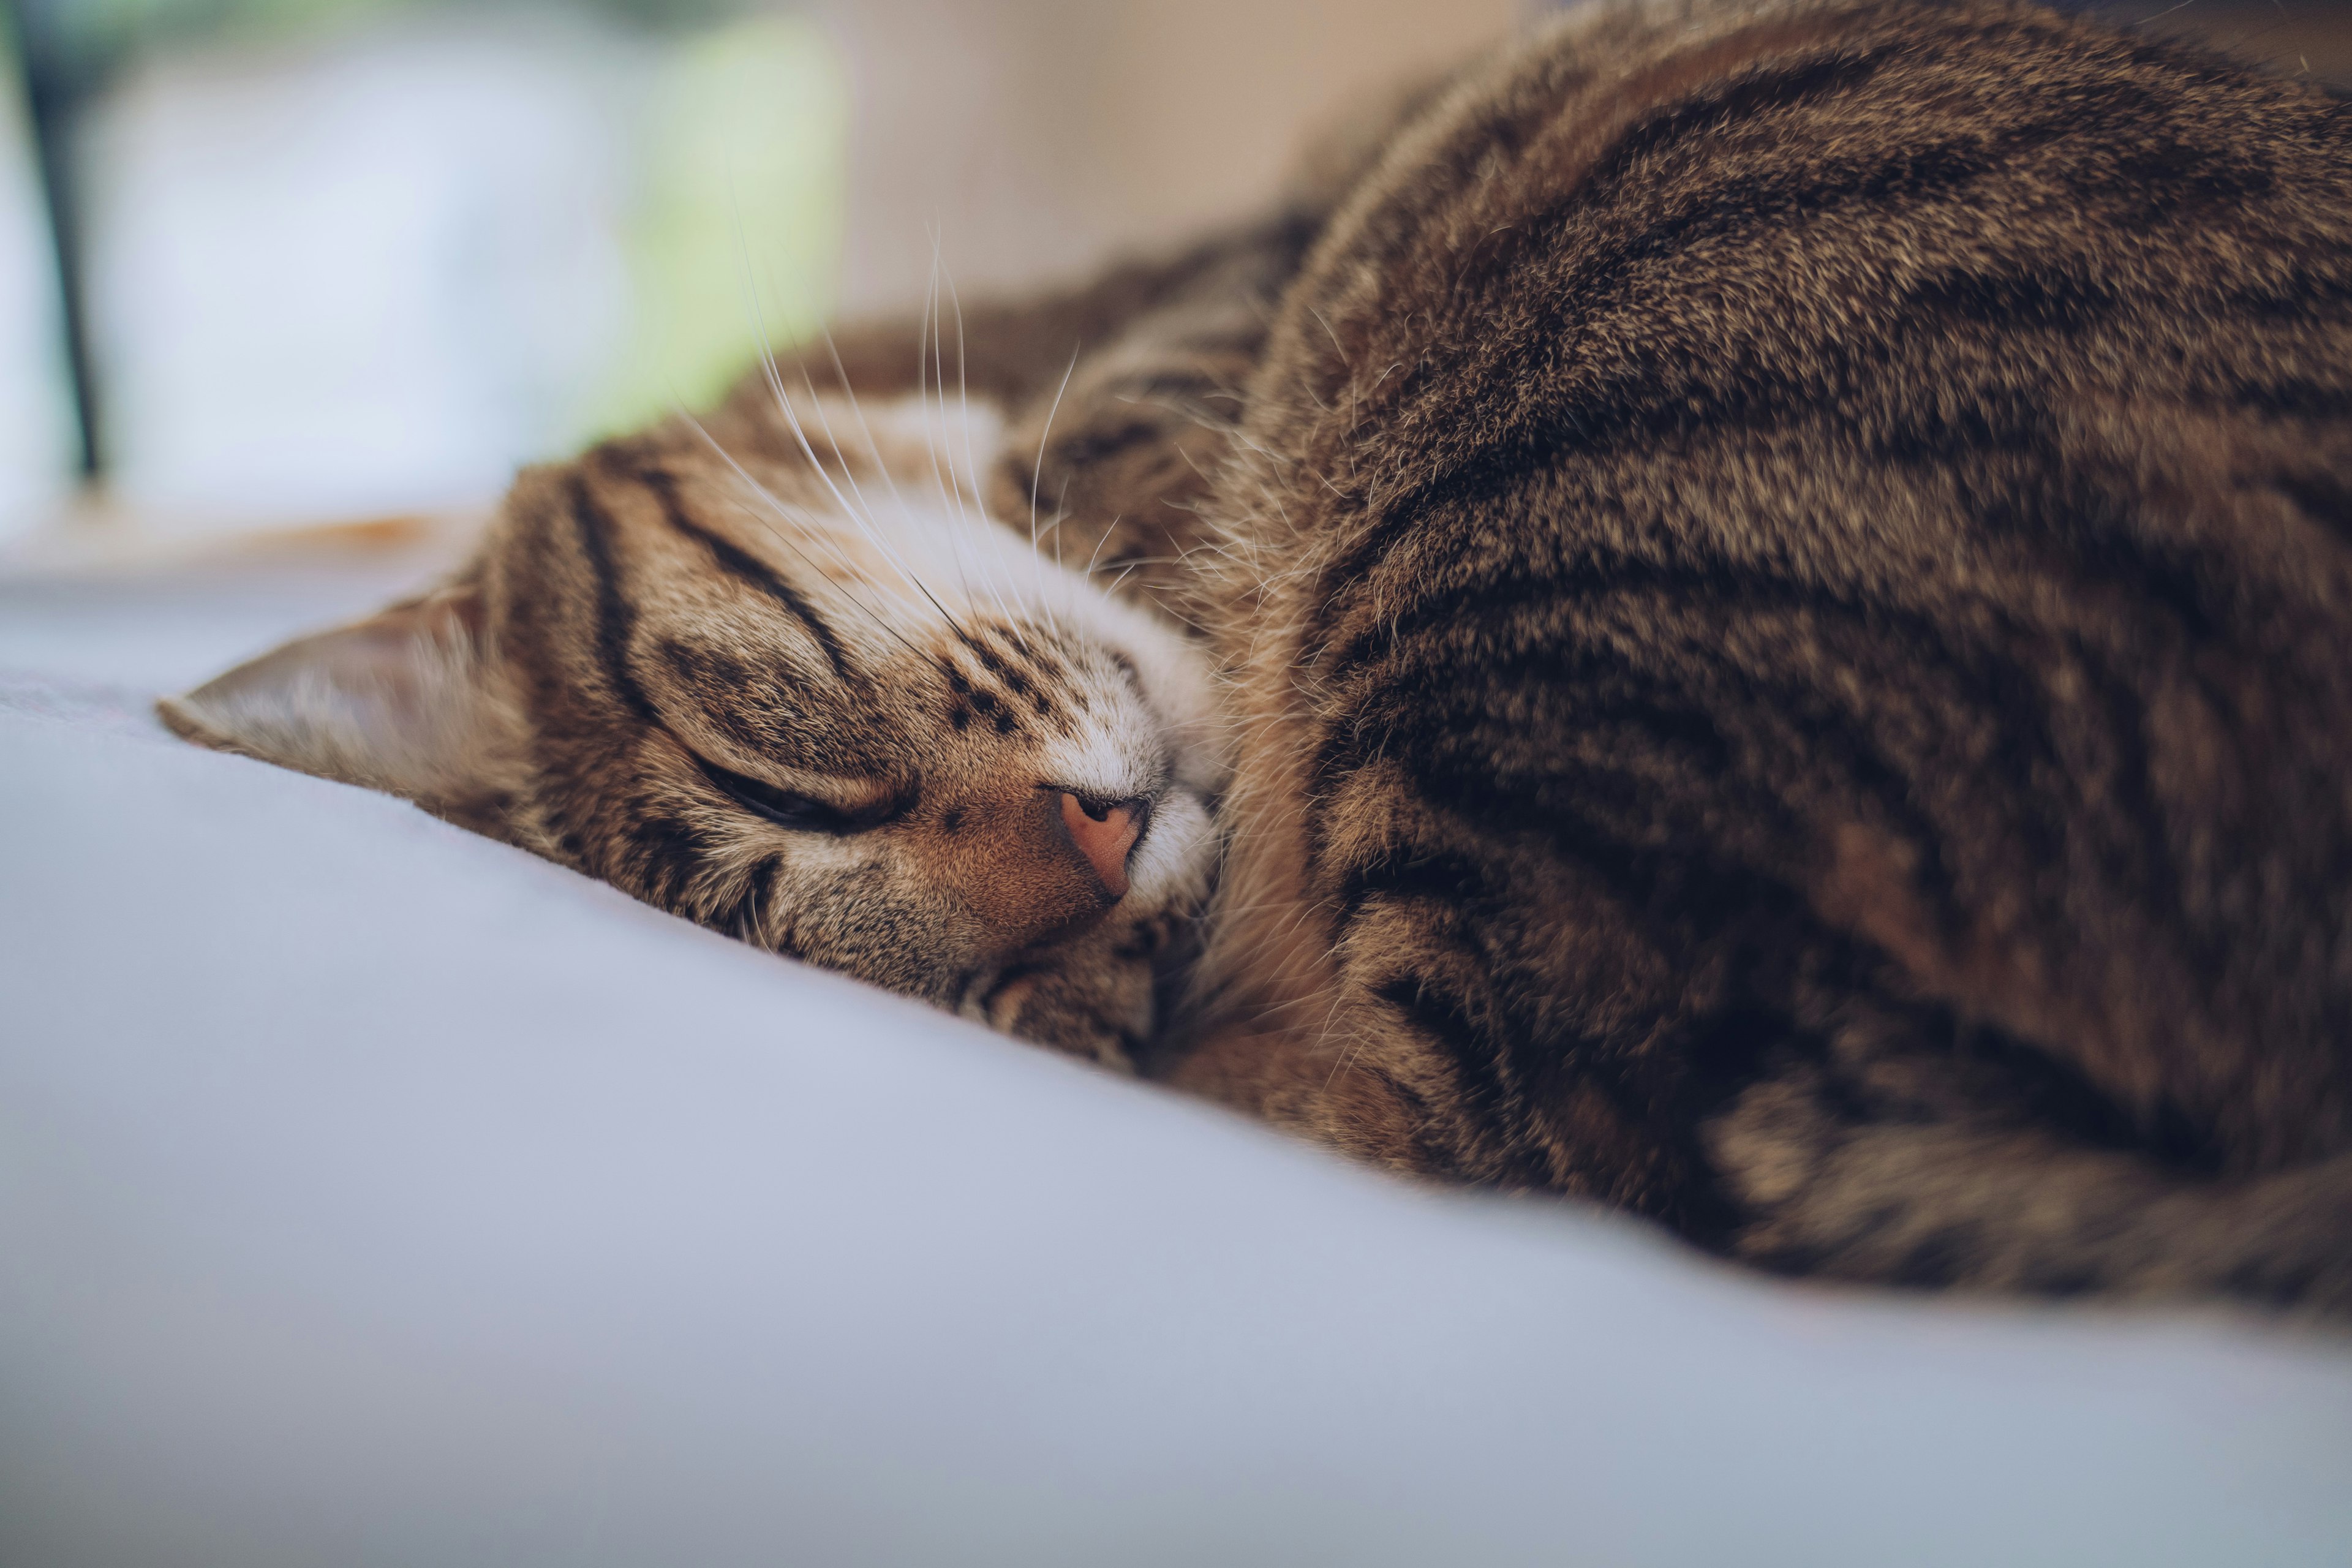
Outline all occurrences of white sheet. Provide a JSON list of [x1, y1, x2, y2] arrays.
[[3, 562, 2348, 1567]]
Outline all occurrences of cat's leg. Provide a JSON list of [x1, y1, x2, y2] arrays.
[[1163, 1014, 1449, 1176], [1163, 821, 1741, 1214], [1707, 1044, 2352, 1313], [1175, 992, 2352, 1313], [1166, 829, 2352, 1313]]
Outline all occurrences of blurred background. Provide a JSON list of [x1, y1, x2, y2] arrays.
[[0, 0, 1522, 547], [0, 0, 2345, 549]]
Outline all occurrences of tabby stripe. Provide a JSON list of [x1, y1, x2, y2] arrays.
[[1320, 551, 1880, 676], [1578, 46, 1898, 199], [567, 474, 662, 724], [2222, 377, 2352, 422], [1050, 418, 1170, 468], [1902, 262, 2121, 334], [1319, 110, 2126, 603], [1360, 1063, 1453, 1175], [1316, 564, 1988, 793], [979, 962, 1045, 1016], [949, 627, 1080, 733], [1403, 745, 1880, 982], [1305, 630, 1918, 947], [2064, 643, 2186, 928], [1335, 845, 1493, 925], [2275, 471, 2352, 550], [956, 627, 1012, 671], [1368, 974, 1552, 1188], [1314, 548, 2072, 904], [611, 456, 852, 681], [631, 812, 707, 909], [1422, 646, 1964, 918], [2226, 260, 2352, 324], [1346, 47, 2276, 603], [731, 854, 784, 947], [1558, 76, 2169, 311], [1545, 106, 2120, 314]]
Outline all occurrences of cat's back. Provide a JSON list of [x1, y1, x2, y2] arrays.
[[1189, 0, 2352, 1263], [1248, 0, 2352, 508]]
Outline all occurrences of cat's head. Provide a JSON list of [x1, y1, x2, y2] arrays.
[[160, 391, 1226, 1061]]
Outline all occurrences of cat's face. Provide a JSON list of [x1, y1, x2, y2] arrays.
[[163, 392, 1226, 1065]]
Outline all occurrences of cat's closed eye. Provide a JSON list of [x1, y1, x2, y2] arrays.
[[692, 754, 907, 835]]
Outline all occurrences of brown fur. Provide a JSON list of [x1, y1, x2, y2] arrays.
[[1166, 0, 2352, 1309], [171, 0, 2352, 1313]]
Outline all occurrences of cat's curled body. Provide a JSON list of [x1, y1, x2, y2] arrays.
[[169, 0, 2352, 1312]]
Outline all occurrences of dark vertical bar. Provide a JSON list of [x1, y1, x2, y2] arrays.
[[4, 0, 102, 478]]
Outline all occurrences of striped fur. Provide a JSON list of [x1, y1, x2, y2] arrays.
[[1163, 0, 2352, 1312], [171, 0, 2352, 1311], [166, 382, 1226, 1068]]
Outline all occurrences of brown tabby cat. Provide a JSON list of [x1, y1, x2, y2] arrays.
[[166, 0, 2352, 1313]]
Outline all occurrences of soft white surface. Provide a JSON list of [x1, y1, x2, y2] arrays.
[[3, 567, 2350, 1567]]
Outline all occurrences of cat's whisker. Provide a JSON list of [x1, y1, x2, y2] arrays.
[[912, 258, 974, 614], [1079, 516, 1119, 583], [760, 372, 962, 632], [1314, 1008, 1366, 1094], [745, 363, 912, 593], [945, 288, 1030, 644], [936, 244, 1030, 640], [738, 478, 901, 613], [1305, 307, 1363, 449], [786, 342, 1039, 657], [723, 189, 861, 529], [1028, 347, 1084, 641], [1167, 440, 1221, 494], [1052, 471, 1073, 586], [783, 352, 975, 628], [1137, 598, 1213, 638], [788, 363, 897, 562], [739, 486, 927, 651], [746, 867, 776, 952], [720, 203, 960, 634], [674, 410, 933, 662], [746, 330, 877, 534], [917, 246, 1021, 636], [943, 273, 990, 538], [813, 336, 902, 504], [808, 331, 932, 572]]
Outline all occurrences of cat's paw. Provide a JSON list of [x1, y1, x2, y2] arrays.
[[961, 907, 1191, 1072]]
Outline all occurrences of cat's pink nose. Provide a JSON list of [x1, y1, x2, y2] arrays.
[[1059, 792, 1142, 901]]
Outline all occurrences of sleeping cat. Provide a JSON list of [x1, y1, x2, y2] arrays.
[[165, 0, 2352, 1313]]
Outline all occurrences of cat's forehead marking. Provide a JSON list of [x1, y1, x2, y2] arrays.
[[560, 388, 1208, 818], [934, 623, 1091, 740]]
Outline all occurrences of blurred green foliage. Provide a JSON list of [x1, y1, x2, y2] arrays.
[[591, 10, 845, 435], [21, 0, 746, 78]]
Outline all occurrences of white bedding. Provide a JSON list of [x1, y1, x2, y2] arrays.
[[3, 559, 2349, 1567]]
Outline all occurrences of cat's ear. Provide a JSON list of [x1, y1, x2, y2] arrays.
[[159, 582, 519, 821]]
